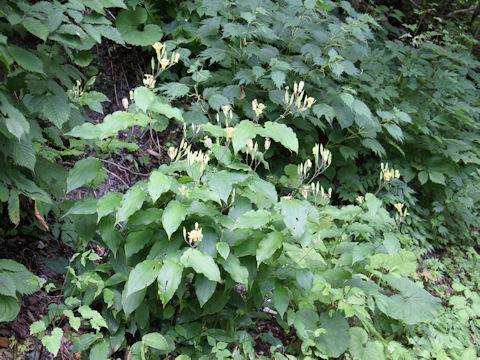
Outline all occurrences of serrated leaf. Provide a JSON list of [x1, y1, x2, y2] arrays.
[[160, 82, 190, 98], [216, 242, 230, 260], [259, 122, 298, 153], [42, 328, 63, 356], [67, 158, 105, 192], [383, 123, 403, 142], [208, 93, 230, 111], [134, 86, 156, 113], [148, 171, 171, 203], [157, 258, 183, 305], [256, 231, 283, 265], [149, 102, 183, 122], [8, 45, 44, 74], [0, 273, 16, 297], [8, 190, 20, 225], [352, 100, 372, 119], [4, 110, 29, 140], [418, 171, 428, 185], [270, 70, 286, 89], [22, 17, 50, 41], [115, 185, 147, 224], [181, 248, 220, 282], [162, 200, 187, 239], [312, 103, 335, 124], [429, 171, 445, 185], [30, 320, 47, 335]]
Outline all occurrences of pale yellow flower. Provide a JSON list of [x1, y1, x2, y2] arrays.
[[187, 222, 203, 244], [204, 136, 212, 149], [160, 58, 170, 70], [225, 127, 236, 139]]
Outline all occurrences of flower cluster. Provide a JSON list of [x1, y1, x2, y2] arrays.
[[380, 162, 400, 183], [283, 81, 316, 112], [183, 222, 203, 246]]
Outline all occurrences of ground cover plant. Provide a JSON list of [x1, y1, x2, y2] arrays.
[[0, 0, 480, 359]]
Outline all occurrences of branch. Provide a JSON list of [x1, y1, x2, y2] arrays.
[[446, 5, 477, 17]]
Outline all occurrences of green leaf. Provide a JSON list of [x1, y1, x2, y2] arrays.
[[232, 120, 259, 153], [5, 112, 30, 140], [312, 103, 336, 124], [0, 273, 16, 297], [349, 327, 384, 360], [375, 274, 441, 324], [216, 242, 230, 260], [352, 100, 372, 119], [195, 275, 217, 307], [125, 260, 159, 297], [207, 93, 230, 111], [162, 200, 187, 239], [316, 312, 350, 358], [160, 82, 190, 98], [115, 185, 147, 224], [383, 123, 403, 142], [142, 333, 169, 351], [11, 139, 36, 170], [134, 86, 156, 113], [8, 190, 20, 225], [148, 171, 171, 203], [281, 199, 308, 238], [273, 286, 290, 318], [89, 341, 110, 360], [116, 8, 162, 46], [157, 258, 183, 306], [260, 122, 298, 153], [204, 171, 248, 202], [30, 320, 47, 335], [148, 102, 183, 123], [42, 328, 63, 357], [429, 171, 445, 185], [235, 209, 270, 229], [8, 45, 44, 74], [96, 192, 122, 221], [418, 171, 428, 185], [181, 248, 220, 282], [219, 255, 248, 287], [67, 158, 105, 192], [256, 231, 283, 265], [22, 17, 50, 41], [0, 295, 20, 322], [270, 70, 286, 89]]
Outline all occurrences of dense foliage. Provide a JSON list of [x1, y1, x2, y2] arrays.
[[0, 0, 479, 359]]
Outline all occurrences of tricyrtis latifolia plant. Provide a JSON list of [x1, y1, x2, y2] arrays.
[[62, 85, 441, 359]]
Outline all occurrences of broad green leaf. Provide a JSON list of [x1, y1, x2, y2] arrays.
[[235, 209, 270, 229], [181, 248, 220, 282], [125, 260, 159, 297], [134, 86, 156, 113], [281, 199, 308, 237], [162, 200, 187, 239], [115, 185, 147, 224], [41, 328, 63, 357], [429, 171, 445, 185], [41, 94, 71, 128], [5, 112, 29, 140], [232, 120, 259, 153], [89, 341, 110, 360], [219, 255, 248, 287], [418, 171, 428, 185], [195, 275, 217, 307], [22, 17, 49, 41], [122, 288, 146, 316], [116, 8, 162, 46], [204, 171, 248, 202], [160, 82, 190, 98], [142, 333, 169, 351], [0, 295, 20, 322], [11, 139, 36, 170], [216, 242, 230, 260], [260, 122, 298, 153], [383, 123, 403, 142], [157, 258, 183, 305], [270, 70, 286, 88], [149, 102, 184, 122], [375, 274, 441, 324], [352, 100, 372, 119], [316, 312, 350, 358], [96, 192, 122, 221], [207, 93, 229, 111], [8, 45, 44, 74], [256, 231, 283, 265], [67, 158, 105, 192], [349, 327, 384, 360], [30, 320, 47, 335], [148, 171, 171, 203], [0, 273, 16, 297], [273, 286, 290, 318]]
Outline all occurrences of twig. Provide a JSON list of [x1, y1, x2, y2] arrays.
[[447, 5, 477, 17], [99, 158, 150, 176], [103, 167, 129, 188]]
